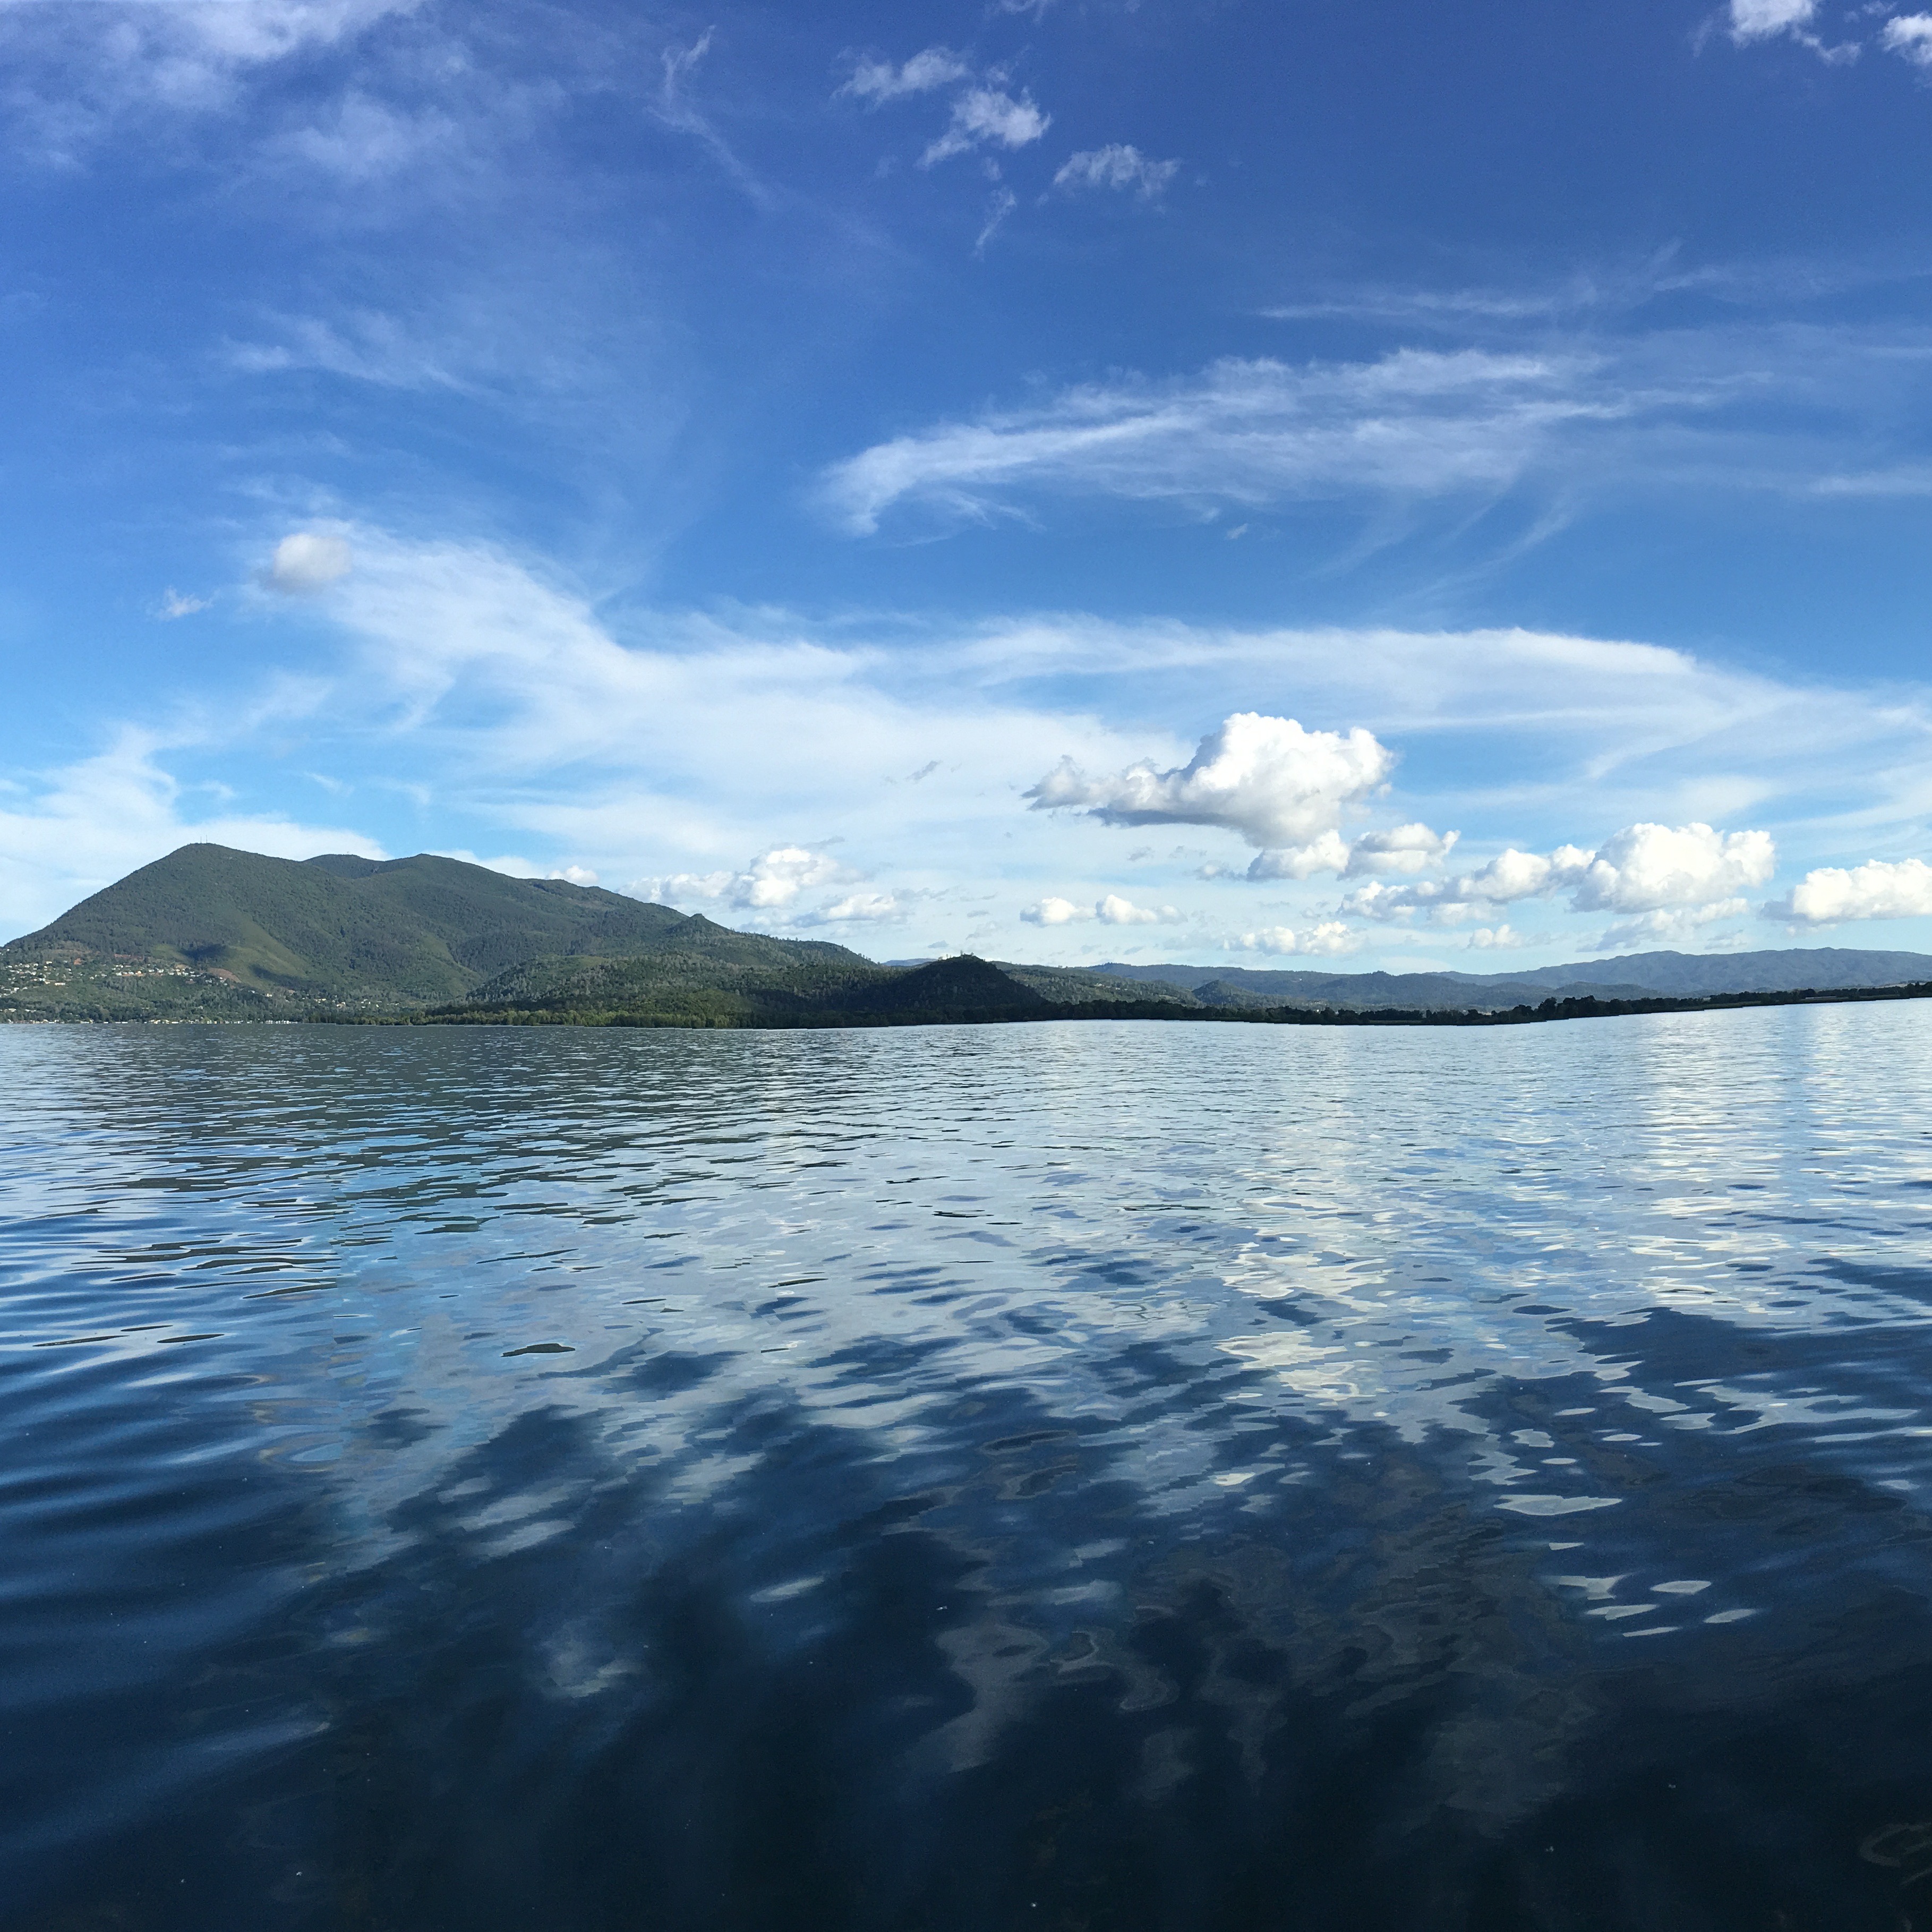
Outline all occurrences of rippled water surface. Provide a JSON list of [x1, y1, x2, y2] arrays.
[[6, 1010, 1932, 1929]]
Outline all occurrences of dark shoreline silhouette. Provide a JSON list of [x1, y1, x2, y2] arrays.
[[313, 974, 1932, 1032]]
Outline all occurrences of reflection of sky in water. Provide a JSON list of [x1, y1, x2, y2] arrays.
[[6, 1006, 1932, 1566], [7, 1008, 1932, 1924]]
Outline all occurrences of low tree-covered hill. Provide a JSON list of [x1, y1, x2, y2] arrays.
[[447, 948, 1052, 1028]]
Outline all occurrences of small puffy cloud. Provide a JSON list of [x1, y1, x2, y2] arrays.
[[1021, 895, 1087, 926], [548, 865, 598, 886], [1768, 856, 1932, 925], [1244, 831, 1354, 881], [266, 532, 353, 593], [1028, 712, 1396, 860], [1020, 893, 1182, 926], [1229, 922, 1359, 957], [1098, 893, 1182, 925], [1466, 925, 1529, 950], [638, 845, 854, 913], [1729, 0, 1816, 41], [921, 87, 1049, 166], [156, 588, 210, 619], [1340, 822, 1458, 877], [1881, 14, 1932, 65], [1052, 144, 1179, 200], [841, 47, 971, 102]]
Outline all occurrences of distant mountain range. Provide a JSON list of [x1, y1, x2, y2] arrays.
[[3, 842, 1929, 1025], [1089, 947, 1932, 1010]]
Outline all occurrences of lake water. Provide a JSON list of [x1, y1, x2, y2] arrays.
[[5, 1010, 1932, 1930]]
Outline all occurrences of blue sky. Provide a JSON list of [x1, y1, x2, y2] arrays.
[[6, 0, 1932, 968]]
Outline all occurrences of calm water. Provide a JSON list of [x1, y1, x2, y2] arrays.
[[5, 1011, 1932, 1930]]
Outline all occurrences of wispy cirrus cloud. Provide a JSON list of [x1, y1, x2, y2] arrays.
[[0, 729, 384, 937], [818, 321, 1932, 542], [0, 0, 422, 161], [834, 42, 1049, 167], [655, 27, 773, 207], [819, 348, 1603, 535]]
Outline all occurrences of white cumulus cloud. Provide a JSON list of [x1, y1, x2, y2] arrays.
[[1027, 712, 1396, 864], [1243, 831, 1355, 881], [1099, 893, 1182, 925], [1769, 856, 1932, 925], [1340, 822, 1459, 877], [1053, 143, 1178, 200], [1569, 822, 1776, 912], [1345, 824, 1773, 927], [1020, 895, 1087, 926], [266, 532, 353, 593]]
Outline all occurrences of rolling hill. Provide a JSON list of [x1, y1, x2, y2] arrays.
[[0, 844, 862, 1020]]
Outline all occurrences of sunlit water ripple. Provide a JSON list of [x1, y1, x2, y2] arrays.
[[5, 1008, 1932, 1929]]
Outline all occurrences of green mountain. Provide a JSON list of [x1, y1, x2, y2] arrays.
[[0, 843, 789, 1020]]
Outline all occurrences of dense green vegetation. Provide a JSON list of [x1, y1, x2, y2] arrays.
[[336, 973, 1932, 1033], [433, 952, 1054, 1028]]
